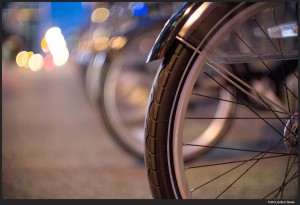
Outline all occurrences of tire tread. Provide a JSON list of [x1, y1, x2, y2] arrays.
[[145, 41, 185, 198]]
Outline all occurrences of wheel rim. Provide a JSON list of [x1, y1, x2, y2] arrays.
[[171, 2, 298, 199]]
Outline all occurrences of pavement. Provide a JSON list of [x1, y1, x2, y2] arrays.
[[2, 60, 298, 199], [2, 61, 152, 199]]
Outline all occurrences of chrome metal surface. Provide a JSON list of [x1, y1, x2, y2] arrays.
[[146, 2, 201, 62]]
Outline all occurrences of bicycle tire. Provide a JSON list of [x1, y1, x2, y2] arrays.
[[100, 20, 235, 161], [145, 2, 298, 199], [98, 21, 165, 160]]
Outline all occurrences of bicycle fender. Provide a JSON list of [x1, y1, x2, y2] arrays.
[[147, 2, 268, 63], [146, 2, 205, 63]]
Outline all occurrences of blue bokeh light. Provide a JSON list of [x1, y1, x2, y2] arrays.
[[132, 3, 148, 16]]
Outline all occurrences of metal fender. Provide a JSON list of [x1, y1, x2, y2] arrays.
[[146, 2, 253, 62], [146, 2, 202, 62], [146, 2, 209, 62]]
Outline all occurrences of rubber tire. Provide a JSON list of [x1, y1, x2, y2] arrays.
[[145, 40, 211, 198]]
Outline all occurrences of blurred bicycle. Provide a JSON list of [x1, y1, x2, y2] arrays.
[[76, 2, 182, 160]]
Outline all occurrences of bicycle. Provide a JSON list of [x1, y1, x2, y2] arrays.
[[95, 18, 166, 160], [93, 15, 234, 161], [144, 2, 298, 199], [77, 3, 194, 161]]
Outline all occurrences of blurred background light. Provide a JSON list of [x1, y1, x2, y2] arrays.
[[24, 51, 34, 68], [17, 8, 37, 22], [78, 40, 93, 51], [41, 37, 49, 53], [44, 26, 69, 66], [29, 53, 44, 72], [47, 34, 67, 54], [16, 51, 28, 67], [45, 27, 62, 44], [109, 36, 127, 50], [92, 27, 111, 42], [132, 3, 148, 16], [93, 36, 109, 51], [43, 54, 55, 71], [52, 47, 69, 67], [91, 7, 110, 23]]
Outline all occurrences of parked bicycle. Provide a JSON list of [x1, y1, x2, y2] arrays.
[[144, 2, 298, 199], [95, 18, 166, 160], [76, 3, 187, 160]]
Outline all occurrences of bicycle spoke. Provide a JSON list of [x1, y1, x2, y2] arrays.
[[191, 92, 287, 115], [148, 3, 299, 199], [218, 152, 297, 198], [176, 35, 294, 116], [206, 61, 291, 115], [183, 143, 292, 155], [275, 148, 298, 199], [254, 88, 296, 138], [215, 157, 261, 198], [187, 3, 297, 199], [190, 151, 264, 194], [263, 171, 298, 199], [186, 117, 290, 119], [271, 7, 282, 54], [248, 18, 297, 129], [190, 137, 289, 193], [253, 18, 280, 52], [282, 62, 292, 114], [185, 154, 295, 169], [204, 71, 289, 139], [292, 71, 298, 80], [190, 160, 251, 192], [233, 32, 298, 101]]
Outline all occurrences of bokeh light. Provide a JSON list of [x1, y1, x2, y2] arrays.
[[44, 26, 69, 67], [17, 8, 36, 22], [94, 36, 109, 51], [41, 37, 49, 53], [45, 27, 62, 42], [29, 54, 44, 72], [51, 34, 66, 49], [91, 8, 109, 23], [132, 3, 148, 16], [109, 36, 127, 50], [43, 54, 55, 71], [93, 27, 111, 42], [16, 51, 28, 67], [78, 40, 93, 51], [52, 47, 69, 67], [24, 51, 34, 68]]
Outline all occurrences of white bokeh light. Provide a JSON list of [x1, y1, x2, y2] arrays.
[[53, 47, 69, 67], [44, 26, 69, 67], [29, 54, 44, 72]]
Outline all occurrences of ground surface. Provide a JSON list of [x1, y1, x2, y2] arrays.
[[2, 62, 152, 199]]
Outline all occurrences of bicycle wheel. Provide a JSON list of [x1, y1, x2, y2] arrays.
[[99, 22, 164, 160], [85, 52, 106, 105], [101, 20, 235, 161], [145, 2, 298, 199]]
